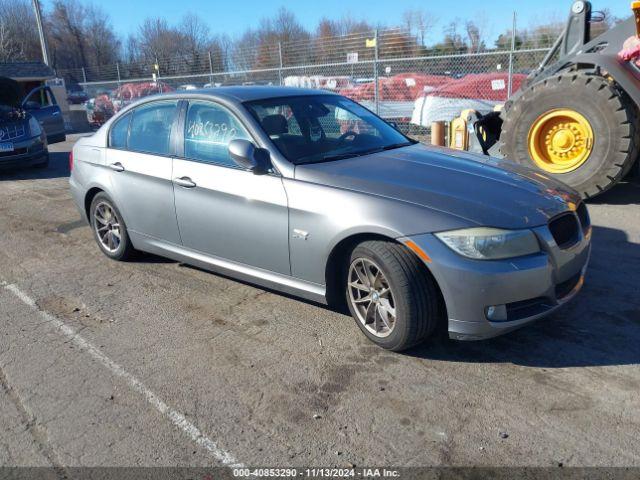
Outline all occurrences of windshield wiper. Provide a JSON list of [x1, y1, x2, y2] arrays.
[[378, 141, 416, 151], [319, 152, 364, 162], [306, 141, 417, 164], [339, 142, 414, 158]]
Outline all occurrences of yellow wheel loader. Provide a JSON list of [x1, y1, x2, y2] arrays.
[[448, 1, 640, 199]]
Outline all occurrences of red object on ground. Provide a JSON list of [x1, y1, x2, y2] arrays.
[[339, 74, 453, 102], [426, 73, 527, 101], [88, 94, 115, 126], [88, 81, 175, 126], [112, 81, 174, 102]]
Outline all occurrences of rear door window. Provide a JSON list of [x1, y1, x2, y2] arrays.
[[128, 101, 178, 156]]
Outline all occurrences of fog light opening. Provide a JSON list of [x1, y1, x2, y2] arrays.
[[486, 304, 507, 321]]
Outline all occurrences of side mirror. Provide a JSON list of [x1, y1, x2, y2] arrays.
[[387, 120, 399, 129], [229, 139, 268, 174]]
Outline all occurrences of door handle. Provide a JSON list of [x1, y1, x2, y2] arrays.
[[109, 162, 125, 172], [174, 176, 196, 188]]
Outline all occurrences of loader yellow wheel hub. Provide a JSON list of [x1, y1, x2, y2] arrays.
[[528, 109, 594, 173]]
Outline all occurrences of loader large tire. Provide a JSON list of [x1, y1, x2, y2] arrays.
[[499, 72, 638, 199]]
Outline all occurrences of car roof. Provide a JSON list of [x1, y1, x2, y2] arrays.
[[171, 86, 337, 102]]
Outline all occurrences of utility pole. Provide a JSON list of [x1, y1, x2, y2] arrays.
[[32, 0, 50, 66], [278, 42, 283, 86], [373, 29, 379, 115], [507, 12, 517, 99]]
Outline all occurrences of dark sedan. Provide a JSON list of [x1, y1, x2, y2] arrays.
[[0, 77, 51, 170], [0, 106, 49, 170], [67, 90, 89, 105]]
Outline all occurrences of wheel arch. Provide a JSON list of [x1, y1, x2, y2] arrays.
[[84, 186, 105, 220], [84, 185, 127, 226], [324, 232, 447, 323]]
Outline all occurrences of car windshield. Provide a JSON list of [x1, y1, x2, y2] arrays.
[[244, 95, 416, 165]]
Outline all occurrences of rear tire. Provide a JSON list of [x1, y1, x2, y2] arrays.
[[345, 240, 441, 352], [500, 72, 638, 198], [90, 193, 136, 261]]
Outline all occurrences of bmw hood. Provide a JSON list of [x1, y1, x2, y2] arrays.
[[294, 143, 581, 230]]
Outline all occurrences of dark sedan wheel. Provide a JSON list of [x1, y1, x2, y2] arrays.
[[90, 193, 135, 261], [346, 240, 441, 351]]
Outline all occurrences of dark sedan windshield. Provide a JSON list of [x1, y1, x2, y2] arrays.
[[244, 95, 415, 165]]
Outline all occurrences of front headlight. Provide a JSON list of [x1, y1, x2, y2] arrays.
[[28, 117, 42, 137], [435, 227, 540, 260]]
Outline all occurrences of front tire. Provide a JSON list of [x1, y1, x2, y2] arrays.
[[345, 240, 441, 351], [90, 193, 136, 261]]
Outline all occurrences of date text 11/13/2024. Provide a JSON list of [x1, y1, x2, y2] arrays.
[[232, 468, 400, 477]]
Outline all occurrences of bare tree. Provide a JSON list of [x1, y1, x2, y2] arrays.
[[85, 5, 120, 66], [335, 15, 374, 35], [313, 16, 374, 64], [439, 19, 467, 52], [178, 13, 228, 73], [130, 15, 228, 75], [48, 0, 88, 68], [180, 13, 211, 57], [402, 9, 438, 46], [228, 8, 310, 70], [0, 20, 19, 61], [0, 0, 41, 61], [46, 0, 120, 72], [466, 21, 485, 53], [123, 34, 140, 63], [590, 8, 622, 38], [215, 34, 233, 71], [137, 18, 178, 62]]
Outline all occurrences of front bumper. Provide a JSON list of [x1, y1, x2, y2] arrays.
[[0, 136, 48, 169], [407, 221, 591, 341]]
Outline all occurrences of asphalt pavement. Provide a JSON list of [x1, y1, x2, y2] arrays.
[[1, 135, 639, 469]]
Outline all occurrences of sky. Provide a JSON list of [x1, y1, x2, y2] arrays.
[[42, 0, 631, 45]]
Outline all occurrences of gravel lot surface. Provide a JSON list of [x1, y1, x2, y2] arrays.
[[1, 135, 639, 468]]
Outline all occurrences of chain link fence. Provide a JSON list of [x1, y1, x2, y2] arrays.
[[56, 20, 560, 137]]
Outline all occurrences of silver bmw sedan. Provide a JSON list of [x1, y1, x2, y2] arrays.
[[69, 87, 591, 351]]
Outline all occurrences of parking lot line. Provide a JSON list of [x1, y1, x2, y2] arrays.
[[2, 282, 243, 468]]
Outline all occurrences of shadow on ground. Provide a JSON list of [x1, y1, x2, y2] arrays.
[[588, 177, 640, 206], [409, 224, 640, 368]]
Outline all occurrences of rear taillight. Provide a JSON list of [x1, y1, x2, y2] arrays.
[[69, 151, 74, 171]]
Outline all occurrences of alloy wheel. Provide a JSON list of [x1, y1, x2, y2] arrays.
[[347, 258, 397, 338], [94, 202, 121, 253]]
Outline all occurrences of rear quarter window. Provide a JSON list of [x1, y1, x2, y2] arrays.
[[109, 112, 131, 149]]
